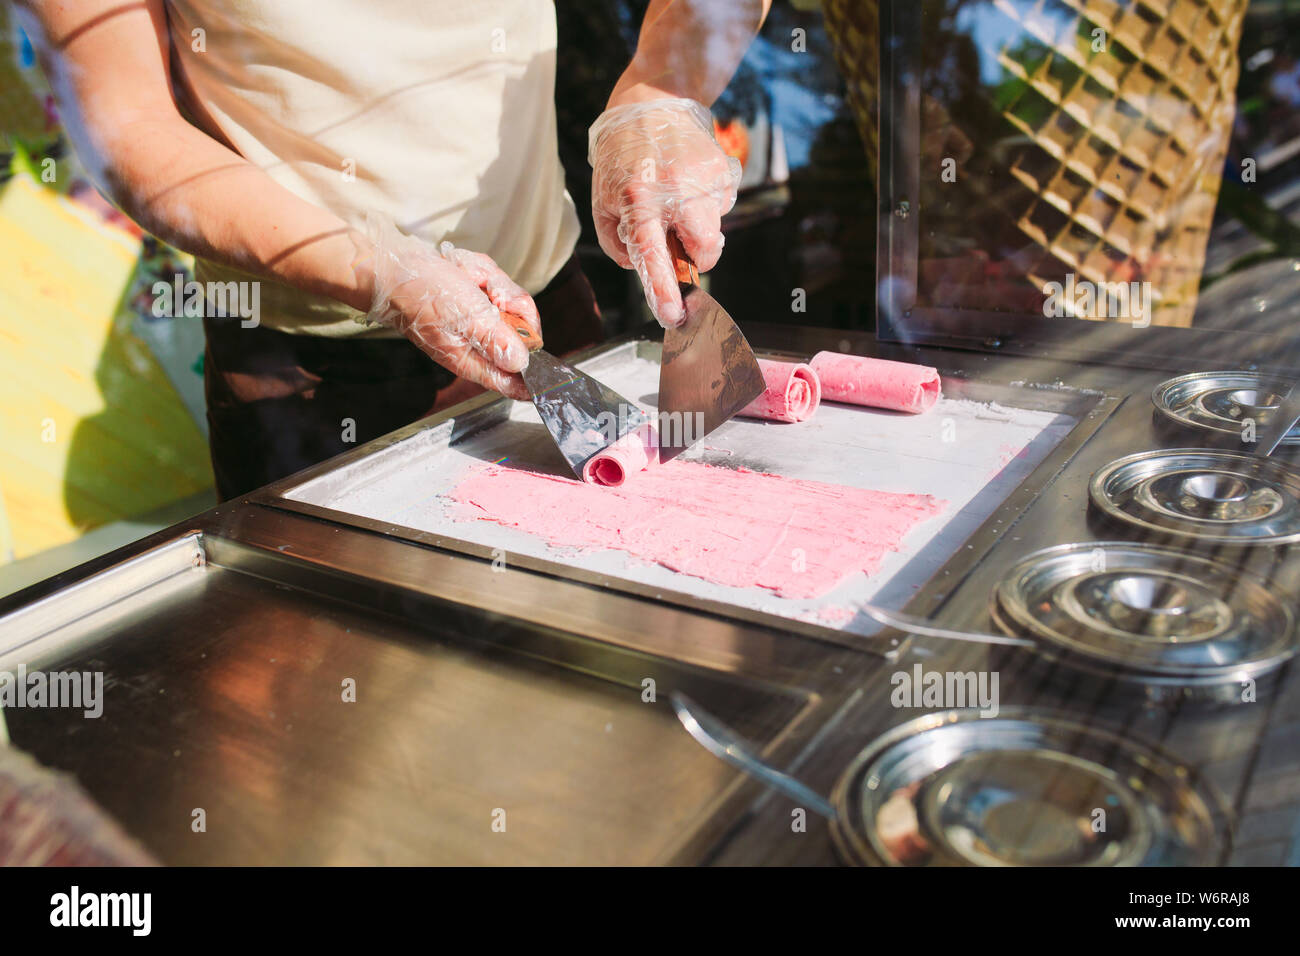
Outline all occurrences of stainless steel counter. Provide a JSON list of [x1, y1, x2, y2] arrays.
[[712, 324, 1300, 866], [0, 484, 872, 865], [1, 324, 1296, 866]]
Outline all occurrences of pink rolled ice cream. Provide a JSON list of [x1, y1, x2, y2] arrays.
[[739, 359, 822, 423], [808, 351, 941, 413], [581, 424, 659, 487]]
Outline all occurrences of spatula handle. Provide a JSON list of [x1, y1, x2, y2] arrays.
[[500, 310, 544, 352], [666, 232, 699, 286]]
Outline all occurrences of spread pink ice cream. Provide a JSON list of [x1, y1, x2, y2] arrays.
[[808, 351, 941, 414], [581, 424, 658, 487], [739, 359, 822, 423], [450, 460, 946, 599]]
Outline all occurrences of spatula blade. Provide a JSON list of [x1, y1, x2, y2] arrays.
[[521, 350, 650, 477], [657, 285, 765, 463]]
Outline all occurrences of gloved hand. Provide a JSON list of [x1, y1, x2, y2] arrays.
[[358, 215, 540, 400], [589, 98, 742, 327]]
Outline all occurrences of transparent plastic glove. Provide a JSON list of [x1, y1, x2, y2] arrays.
[[358, 215, 540, 400], [589, 98, 742, 327]]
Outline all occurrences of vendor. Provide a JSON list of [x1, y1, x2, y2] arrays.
[[20, 0, 764, 498]]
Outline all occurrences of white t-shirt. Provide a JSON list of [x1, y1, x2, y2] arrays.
[[166, 0, 580, 335]]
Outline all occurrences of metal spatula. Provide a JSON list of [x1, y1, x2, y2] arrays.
[[503, 312, 650, 478], [656, 233, 766, 463]]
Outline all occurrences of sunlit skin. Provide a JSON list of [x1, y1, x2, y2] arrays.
[[18, 1, 769, 395]]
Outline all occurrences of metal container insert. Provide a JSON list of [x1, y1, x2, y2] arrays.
[[829, 711, 1227, 867], [1089, 449, 1300, 545], [673, 698, 1229, 867], [991, 542, 1297, 696], [1153, 371, 1300, 446]]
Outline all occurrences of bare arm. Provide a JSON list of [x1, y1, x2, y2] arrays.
[[19, 0, 371, 310], [608, 0, 772, 109]]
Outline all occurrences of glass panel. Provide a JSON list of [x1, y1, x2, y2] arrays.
[[896, 0, 1300, 349]]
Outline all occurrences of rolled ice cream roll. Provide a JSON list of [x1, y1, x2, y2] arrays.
[[808, 351, 941, 414], [739, 359, 822, 423], [581, 424, 659, 487]]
